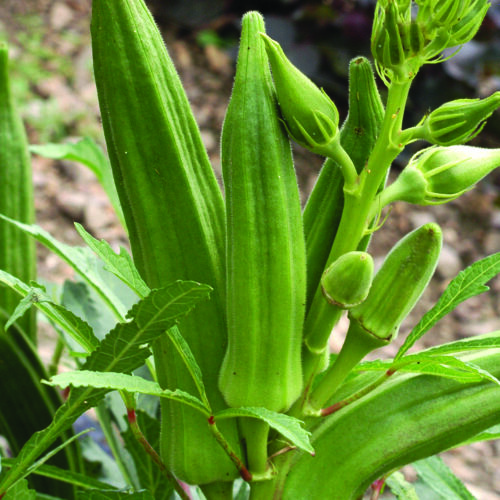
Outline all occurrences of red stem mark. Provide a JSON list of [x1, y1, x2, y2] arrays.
[[127, 407, 137, 424]]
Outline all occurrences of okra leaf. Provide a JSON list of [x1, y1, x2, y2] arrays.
[[2, 479, 36, 500], [0, 215, 128, 320], [165, 326, 210, 409], [46, 371, 209, 416], [393, 354, 500, 385], [215, 407, 313, 455], [413, 455, 475, 499], [0, 271, 99, 352], [385, 471, 419, 499], [5, 283, 47, 330], [77, 490, 154, 499], [396, 252, 500, 361], [455, 423, 500, 447], [75, 223, 149, 299], [29, 138, 124, 228], [419, 333, 500, 356], [0, 281, 210, 496], [0, 458, 116, 491]]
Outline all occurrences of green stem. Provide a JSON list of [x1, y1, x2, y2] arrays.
[[240, 418, 269, 475], [308, 320, 385, 411], [302, 80, 412, 375], [329, 139, 359, 191], [320, 369, 394, 417], [127, 408, 190, 500], [48, 336, 65, 377], [208, 417, 252, 482]]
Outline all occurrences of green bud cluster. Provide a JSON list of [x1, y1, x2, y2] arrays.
[[371, 0, 490, 84], [381, 145, 500, 206], [414, 92, 500, 146], [261, 33, 341, 158]]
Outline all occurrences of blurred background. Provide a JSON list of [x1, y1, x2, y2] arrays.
[[1, 0, 500, 497]]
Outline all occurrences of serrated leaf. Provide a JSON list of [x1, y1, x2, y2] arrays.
[[5, 283, 46, 330], [397, 253, 500, 360], [0, 271, 99, 352], [419, 334, 500, 356], [215, 407, 313, 455], [75, 223, 149, 299], [77, 490, 154, 500], [84, 281, 211, 374], [47, 371, 209, 416], [413, 455, 476, 499], [0, 215, 128, 320], [0, 281, 210, 496], [30, 138, 124, 228], [165, 326, 209, 409], [385, 471, 419, 500]]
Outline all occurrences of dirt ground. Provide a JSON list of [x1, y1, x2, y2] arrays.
[[2, 0, 500, 498]]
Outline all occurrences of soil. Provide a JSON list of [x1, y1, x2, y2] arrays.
[[2, 0, 500, 498]]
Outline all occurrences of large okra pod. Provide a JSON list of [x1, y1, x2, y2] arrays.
[[303, 57, 384, 307], [0, 44, 36, 340], [219, 12, 306, 412], [91, 0, 240, 484], [284, 348, 500, 500]]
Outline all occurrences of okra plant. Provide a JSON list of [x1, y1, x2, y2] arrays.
[[1, 0, 500, 498]]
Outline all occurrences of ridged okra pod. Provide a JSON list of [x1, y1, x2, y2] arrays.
[[219, 12, 306, 412], [0, 43, 36, 340], [303, 57, 384, 309], [91, 0, 240, 484], [284, 349, 500, 500]]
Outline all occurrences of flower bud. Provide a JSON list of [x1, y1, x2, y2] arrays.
[[349, 223, 442, 343], [321, 251, 374, 309], [261, 33, 340, 157], [417, 0, 490, 49], [419, 92, 500, 146], [383, 146, 500, 206]]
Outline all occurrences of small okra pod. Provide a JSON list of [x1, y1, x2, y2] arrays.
[[349, 223, 442, 344], [321, 252, 374, 309]]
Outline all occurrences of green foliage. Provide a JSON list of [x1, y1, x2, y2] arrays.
[[1, 1, 500, 499]]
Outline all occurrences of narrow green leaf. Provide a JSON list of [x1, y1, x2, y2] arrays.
[[386, 471, 419, 499], [77, 490, 154, 500], [47, 371, 209, 416], [0, 215, 128, 320], [165, 326, 209, 409], [0, 271, 99, 352], [397, 253, 500, 360], [29, 138, 125, 228], [418, 333, 500, 356], [413, 455, 476, 499], [5, 284, 46, 330], [215, 407, 313, 455], [75, 223, 149, 299], [0, 459, 115, 491], [394, 354, 500, 384]]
